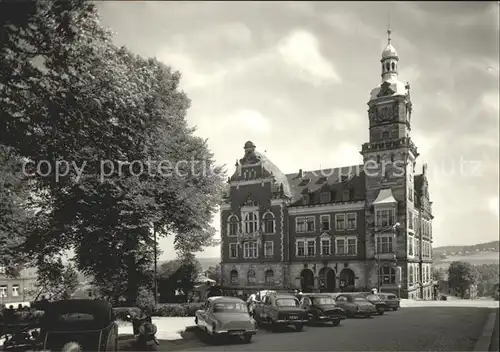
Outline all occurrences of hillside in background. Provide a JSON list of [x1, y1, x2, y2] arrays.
[[433, 240, 499, 255], [197, 257, 220, 270]]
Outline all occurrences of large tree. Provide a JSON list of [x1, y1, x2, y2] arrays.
[[1, 0, 225, 303], [447, 261, 479, 298]]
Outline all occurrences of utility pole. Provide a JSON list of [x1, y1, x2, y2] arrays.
[[153, 223, 158, 308]]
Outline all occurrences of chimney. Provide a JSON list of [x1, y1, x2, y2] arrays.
[[298, 169, 303, 177]]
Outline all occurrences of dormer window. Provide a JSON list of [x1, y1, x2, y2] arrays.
[[302, 194, 310, 205], [299, 178, 310, 186], [320, 192, 331, 203]]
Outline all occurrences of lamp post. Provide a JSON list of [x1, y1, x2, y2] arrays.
[[374, 222, 400, 292]]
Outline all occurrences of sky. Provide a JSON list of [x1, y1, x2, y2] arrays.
[[96, 1, 499, 260]]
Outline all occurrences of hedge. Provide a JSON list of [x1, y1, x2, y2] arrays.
[[112, 303, 204, 319]]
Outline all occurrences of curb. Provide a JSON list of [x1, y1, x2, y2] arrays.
[[473, 309, 498, 351]]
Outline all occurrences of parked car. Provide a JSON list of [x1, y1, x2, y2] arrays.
[[357, 293, 389, 315], [299, 294, 346, 326], [253, 293, 308, 331], [376, 293, 400, 311], [195, 296, 257, 343], [334, 294, 377, 318], [39, 299, 119, 351]]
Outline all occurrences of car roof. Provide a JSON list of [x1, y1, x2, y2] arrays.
[[208, 296, 244, 303], [301, 293, 331, 297]]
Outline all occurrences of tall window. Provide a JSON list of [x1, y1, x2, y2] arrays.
[[243, 212, 258, 233], [376, 209, 395, 227], [379, 267, 396, 285], [265, 270, 274, 286], [320, 215, 330, 231], [415, 240, 420, 257], [296, 239, 315, 256], [229, 243, 238, 258], [296, 216, 315, 232], [335, 214, 346, 230], [243, 241, 258, 258], [307, 240, 315, 256], [335, 237, 357, 255], [409, 266, 414, 284], [262, 212, 275, 234], [0, 285, 7, 298], [376, 236, 393, 254], [247, 270, 256, 285], [346, 213, 357, 229], [12, 285, 19, 297], [227, 215, 239, 236], [408, 211, 413, 230], [408, 236, 414, 255], [264, 241, 274, 257], [321, 238, 331, 256], [230, 270, 239, 285], [408, 187, 413, 202]]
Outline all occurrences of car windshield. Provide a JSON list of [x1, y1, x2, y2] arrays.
[[276, 298, 299, 307], [312, 297, 335, 305], [213, 302, 247, 313], [387, 295, 397, 299], [354, 297, 368, 302], [366, 295, 380, 301]]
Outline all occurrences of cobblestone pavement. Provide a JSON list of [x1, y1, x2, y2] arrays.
[[148, 307, 495, 352]]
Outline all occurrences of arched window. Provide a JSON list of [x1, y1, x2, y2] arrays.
[[382, 63, 385, 72], [391, 62, 395, 71], [262, 212, 275, 234], [247, 269, 256, 285], [230, 270, 239, 285], [227, 215, 239, 236], [265, 270, 274, 286], [243, 212, 258, 233], [379, 266, 396, 285], [386, 62, 390, 71]]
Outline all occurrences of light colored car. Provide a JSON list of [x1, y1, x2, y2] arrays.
[[195, 296, 257, 343], [377, 293, 400, 311], [253, 293, 308, 331]]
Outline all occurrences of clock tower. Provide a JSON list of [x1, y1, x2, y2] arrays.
[[361, 28, 420, 295]]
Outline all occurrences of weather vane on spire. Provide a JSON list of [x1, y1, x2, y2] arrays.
[[387, 13, 392, 44]]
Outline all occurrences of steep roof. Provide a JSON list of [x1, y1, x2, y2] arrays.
[[285, 165, 366, 204], [254, 151, 293, 198]]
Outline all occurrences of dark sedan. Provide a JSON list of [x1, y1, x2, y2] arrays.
[[299, 294, 346, 326], [359, 293, 389, 315]]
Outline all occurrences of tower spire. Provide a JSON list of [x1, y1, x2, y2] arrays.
[[387, 13, 392, 44]]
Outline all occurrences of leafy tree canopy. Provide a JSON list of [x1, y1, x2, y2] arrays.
[[0, 0, 225, 303], [447, 261, 479, 298]]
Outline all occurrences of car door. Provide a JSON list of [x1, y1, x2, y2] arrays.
[[260, 296, 271, 320], [300, 297, 312, 318], [198, 301, 210, 328], [335, 295, 349, 310]]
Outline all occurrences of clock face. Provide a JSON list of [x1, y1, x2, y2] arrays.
[[377, 105, 394, 121]]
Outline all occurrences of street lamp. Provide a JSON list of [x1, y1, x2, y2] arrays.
[[373, 222, 400, 293]]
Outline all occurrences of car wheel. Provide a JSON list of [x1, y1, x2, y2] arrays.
[[242, 334, 252, 343], [392, 307, 398, 311], [378, 311, 385, 315], [331, 320, 340, 326], [295, 323, 304, 332]]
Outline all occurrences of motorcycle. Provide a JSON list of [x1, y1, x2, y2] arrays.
[[126, 314, 159, 351]]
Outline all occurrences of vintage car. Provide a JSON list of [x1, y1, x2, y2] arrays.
[[195, 296, 257, 343], [376, 293, 400, 311], [253, 293, 308, 331], [334, 293, 377, 318], [299, 294, 346, 326], [357, 293, 389, 314], [38, 299, 119, 351]]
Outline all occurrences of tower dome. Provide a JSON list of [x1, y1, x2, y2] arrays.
[[381, 42, 398, 60]]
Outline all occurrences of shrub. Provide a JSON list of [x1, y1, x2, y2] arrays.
[[136, 288, 155, 314], [152, 303, 204, 317]]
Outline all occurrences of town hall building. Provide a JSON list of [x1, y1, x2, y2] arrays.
[[219, 30, 435, 300]]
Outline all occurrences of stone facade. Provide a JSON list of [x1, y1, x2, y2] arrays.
[[220, 32, 434, 299]]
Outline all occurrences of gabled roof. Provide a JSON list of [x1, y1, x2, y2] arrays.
[[373, 188, 397, 205], [285, 165, 366, 203]]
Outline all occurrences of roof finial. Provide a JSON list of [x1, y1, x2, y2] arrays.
[[387, 13, 392, 44]]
